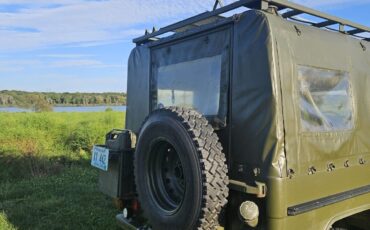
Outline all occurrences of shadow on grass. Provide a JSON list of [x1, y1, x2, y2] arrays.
[[0, 153, 119, 230]]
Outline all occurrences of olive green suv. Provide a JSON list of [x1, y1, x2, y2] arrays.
[[91, 0, 370, 229]]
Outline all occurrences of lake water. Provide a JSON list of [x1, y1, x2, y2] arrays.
[[0, 105, 126, 113]]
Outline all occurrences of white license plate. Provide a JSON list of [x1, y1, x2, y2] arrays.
[[91, 145, 109, 171]]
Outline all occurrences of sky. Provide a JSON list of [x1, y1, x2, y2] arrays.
[[0, 0, 369, 93]]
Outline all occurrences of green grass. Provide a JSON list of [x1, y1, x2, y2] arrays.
[[0, 111, 125, 229]]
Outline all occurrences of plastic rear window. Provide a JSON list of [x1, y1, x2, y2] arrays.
[[151, 28, 231, 128], [156, 55, 222, 116], [298, 65, 354, 132]]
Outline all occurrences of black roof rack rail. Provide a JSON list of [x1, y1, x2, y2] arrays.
[[133, 0, 370, 45]]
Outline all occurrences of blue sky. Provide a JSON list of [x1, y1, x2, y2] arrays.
[[0, 0, 369, 93]]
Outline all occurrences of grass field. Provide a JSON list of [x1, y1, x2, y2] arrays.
[[0, 111, 125, 230]]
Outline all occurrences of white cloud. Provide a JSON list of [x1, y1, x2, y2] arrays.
[[0, 0, 220, 51], [0, 59, 42, 72], [49, 59, 121, 68], [39, 54, 93, 59], [0, 56, 121, 72], [0, 0, 368, 51]]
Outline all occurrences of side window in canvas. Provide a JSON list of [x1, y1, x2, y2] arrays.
[[298, 65, 354, 132]]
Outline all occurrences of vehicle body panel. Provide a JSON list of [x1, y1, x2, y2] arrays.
[[125, 9, 370, 229]]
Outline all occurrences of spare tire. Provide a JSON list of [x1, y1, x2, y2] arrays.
[[134, 107, 229, 230]]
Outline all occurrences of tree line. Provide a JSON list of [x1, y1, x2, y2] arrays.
[[0, 90, 127, 111]]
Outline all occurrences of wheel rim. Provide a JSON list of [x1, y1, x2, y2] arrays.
[[148, 139, 186, 214]]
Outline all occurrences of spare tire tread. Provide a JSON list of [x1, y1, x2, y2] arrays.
[[135, 107, 229, 230], [167, 107, 229, 229]]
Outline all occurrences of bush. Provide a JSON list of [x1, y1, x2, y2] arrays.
[[65, 122, 96, 152], [26, 95, 54, 112]]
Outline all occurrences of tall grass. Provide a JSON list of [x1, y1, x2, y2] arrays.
[[0, 111, 125, 229], [0, 111, 125, 180]]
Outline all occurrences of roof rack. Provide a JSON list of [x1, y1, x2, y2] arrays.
[[133, 0, 370, 45]]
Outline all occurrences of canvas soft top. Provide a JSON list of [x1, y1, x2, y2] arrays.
[[133, 0, 370, 46], [126, 2, 370, 181]]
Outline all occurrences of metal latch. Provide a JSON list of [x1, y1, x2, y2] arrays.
[[229, 180, 267, 198]]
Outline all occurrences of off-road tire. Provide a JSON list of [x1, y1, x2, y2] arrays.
[[134, 107, 229, 230]]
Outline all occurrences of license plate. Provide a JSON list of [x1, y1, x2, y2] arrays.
[[91, 145, 109, 171]]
